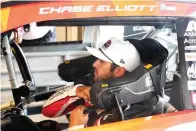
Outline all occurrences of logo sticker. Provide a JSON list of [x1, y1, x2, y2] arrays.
[[120, 59, 125, 64], [185, 53, 196, 61], [187, 63, 196, 79], [184, 38, 196, 44], [101, 84, 108, 88], [188, 81, 196, 90], [160, 3, 176, 11], [102, 40, 112, 50], [185, 46, 196, 51], [185, 21, 196, 32], [184, 21, 196, 37], [146, 76, 153, 87]]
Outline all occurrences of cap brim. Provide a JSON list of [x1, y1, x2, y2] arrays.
[[86, 46, 112, 63]]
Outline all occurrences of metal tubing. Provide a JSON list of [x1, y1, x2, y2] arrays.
[[2, 35, 18, 88]]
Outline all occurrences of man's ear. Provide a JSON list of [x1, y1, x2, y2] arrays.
[[113, 67, 126, 78]]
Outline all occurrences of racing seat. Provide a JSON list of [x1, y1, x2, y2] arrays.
[[126, 38, 168, 95], [118, 38, 175, 117], [88, 38, 175, 123]]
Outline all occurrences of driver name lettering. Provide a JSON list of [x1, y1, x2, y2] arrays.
[[39, 6, 93, 14], [39, 5, 157, 14], [96, 5, 157, 12]]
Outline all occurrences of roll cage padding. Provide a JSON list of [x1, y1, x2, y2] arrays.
[[58, 55, 96, 85], [126, 38, 169, 67]]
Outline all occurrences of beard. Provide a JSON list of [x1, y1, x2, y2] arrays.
[[93, 69, 113, 83], [93, 71, 101, 82]]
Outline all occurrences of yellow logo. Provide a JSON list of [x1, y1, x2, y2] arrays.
[[101, 84, 108, 88], [65, 60, 70, 64], [144, 64, 152, 69]]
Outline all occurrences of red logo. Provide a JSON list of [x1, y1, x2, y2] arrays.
[[103, 40, 112, 49]]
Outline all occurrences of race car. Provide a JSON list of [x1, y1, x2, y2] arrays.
[[0, 0, 196, 131]]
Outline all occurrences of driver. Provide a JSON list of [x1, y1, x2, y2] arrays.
[[42, 37, 176, 130], [67, 37, 141, 130]]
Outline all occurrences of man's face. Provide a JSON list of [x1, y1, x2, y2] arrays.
[[92, 59, 114, 82]]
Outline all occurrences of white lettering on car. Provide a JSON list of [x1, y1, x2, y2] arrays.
[[184, 38, 196, 44], [72, 6, 83, 12], [50, 7, 62, 14], [96, 5, 107, 12], [187, 63, 196, 79], [83, 6, 93, 12], [127, 5, 137, 11], [39, 7, 51, 14], [115, 5, 124, 11], [39, 5, 158, 14], [186, 21, 196, 32], [149, 5, 157, 11], [96, 5, 157, 12], [61, 6, 72, 13], [40, 6, 93, 14]]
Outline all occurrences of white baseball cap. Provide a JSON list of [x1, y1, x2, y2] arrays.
[[86, 37, 141, 72]]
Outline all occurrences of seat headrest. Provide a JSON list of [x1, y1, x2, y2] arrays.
[[126, 38, 168, 67]]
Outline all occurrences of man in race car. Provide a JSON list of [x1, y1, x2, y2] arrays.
[[67, 37, 141, 130], [42, 37, 175, 131]]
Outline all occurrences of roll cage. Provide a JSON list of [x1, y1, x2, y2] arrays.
[[1, 16, 195, 109]]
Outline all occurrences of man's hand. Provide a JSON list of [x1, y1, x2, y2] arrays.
[[76, 86, 91, 101], [69, 105, 89, 127]]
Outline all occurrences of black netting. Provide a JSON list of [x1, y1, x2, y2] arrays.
[[116, 72, 155, 106]]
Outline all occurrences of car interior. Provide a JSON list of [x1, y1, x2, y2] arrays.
[[0, 23, 184, 131]]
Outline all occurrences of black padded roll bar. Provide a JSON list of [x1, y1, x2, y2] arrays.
[[10, 41, 36, 92]]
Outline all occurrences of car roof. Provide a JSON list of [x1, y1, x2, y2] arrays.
[[1, 1, 196, 33]]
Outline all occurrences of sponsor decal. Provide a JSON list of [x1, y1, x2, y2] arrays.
[[184, 38, 196, 44], [120, 59, 125, 64], [160, 3, 176, 11], [102, 40, 112, 49], [39, 5, 158, 14], [101, 84, 108, 88], [177, 17, 196, 106], [184, 21, 196, 37], [185, 46, 196, 51], [187, 63, 196, 79], [185, 53, 196, 61], [184, 32, 196, 37], [188, 80, 196, 90], [185, 21, 196, 32], [192, 93, 196, 104], [146, 76, 153, 87]]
